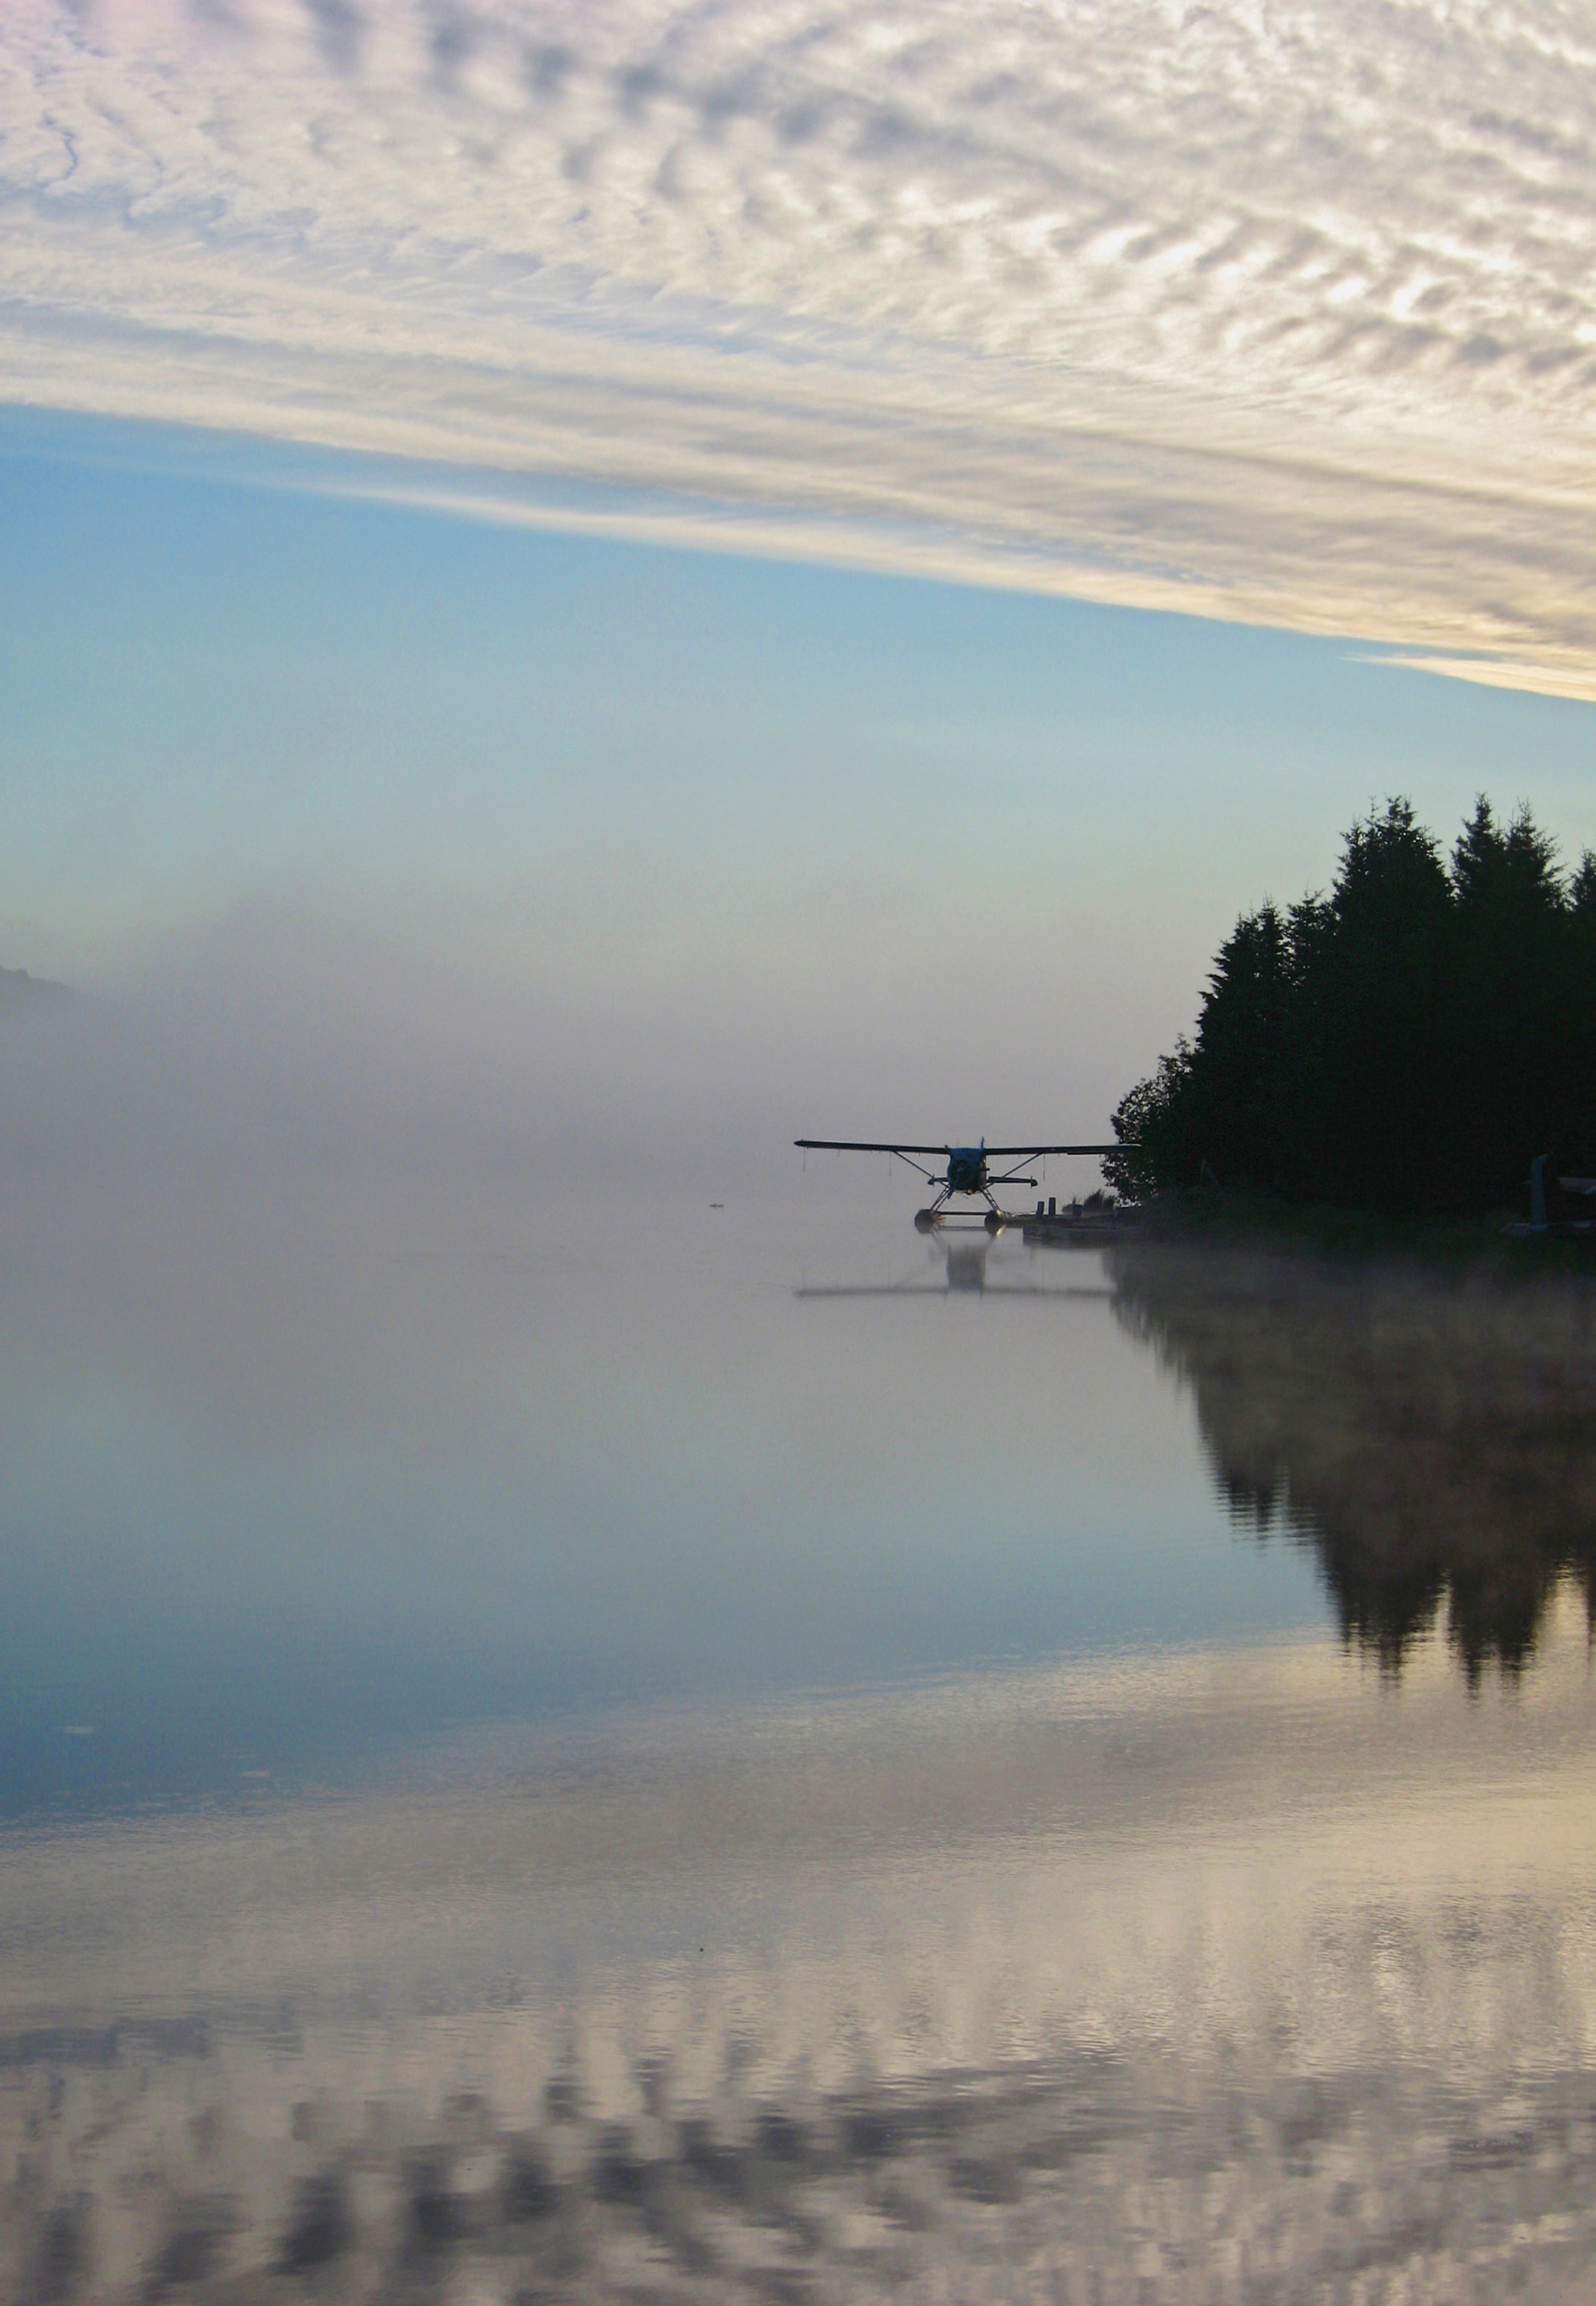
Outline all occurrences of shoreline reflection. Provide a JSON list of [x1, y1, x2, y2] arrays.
[[1111, 1246, 1596, 1681]]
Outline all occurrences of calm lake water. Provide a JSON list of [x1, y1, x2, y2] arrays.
[[4, 1166, 1595, 2302]]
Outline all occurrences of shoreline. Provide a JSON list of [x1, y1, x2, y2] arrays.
[[1102, 1186, 1596, 1273]]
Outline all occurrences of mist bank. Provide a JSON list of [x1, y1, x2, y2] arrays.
[[0, 920, 838, 1200], [0, 893, 1136, 1201]]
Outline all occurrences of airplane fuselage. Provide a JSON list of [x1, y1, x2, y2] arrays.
[[944, 1146, 988, 1194]]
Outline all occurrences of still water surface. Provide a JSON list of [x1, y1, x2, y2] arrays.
[[4, 1175, 1595, 2300]]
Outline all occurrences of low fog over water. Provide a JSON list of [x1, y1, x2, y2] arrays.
[[0, 970, 1316, 1815], [3, 983, 1595, 2301]]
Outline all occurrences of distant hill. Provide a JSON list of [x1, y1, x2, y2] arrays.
[[0, 965, 72, 1016]]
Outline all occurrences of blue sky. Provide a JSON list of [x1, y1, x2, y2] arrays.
[[3, 402, 1593, 1152]]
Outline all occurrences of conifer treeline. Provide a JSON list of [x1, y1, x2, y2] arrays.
[[1106, 799, 1596, 1215]]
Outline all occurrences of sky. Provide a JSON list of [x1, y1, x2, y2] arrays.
[[7, 0, 1596, 691], [1, 1, 1595, 1158]]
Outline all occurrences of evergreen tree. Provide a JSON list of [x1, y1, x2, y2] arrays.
[[1184, 903, 1294, 1191], [1448, 799, 1567, 1205], [1109, 796, 1595, 1216], [1309, 799, 1455, 1211]]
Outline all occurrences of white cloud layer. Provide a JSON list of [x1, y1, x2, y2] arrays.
[[4, 0, 1596, 693]]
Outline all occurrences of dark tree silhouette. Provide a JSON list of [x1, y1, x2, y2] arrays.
[[1107, 797, 1596, 1216]]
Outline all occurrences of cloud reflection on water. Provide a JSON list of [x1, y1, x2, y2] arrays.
[[4, 1605, 1596, 2301]]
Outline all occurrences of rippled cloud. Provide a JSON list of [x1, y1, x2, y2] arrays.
[[4, 1, 1596, 693]]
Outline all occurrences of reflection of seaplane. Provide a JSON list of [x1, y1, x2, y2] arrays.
[[794, 1240, 1113, 1301], [794, 1137, 1120, 1231]]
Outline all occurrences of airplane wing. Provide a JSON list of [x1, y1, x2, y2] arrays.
[[794, 1140, 1122, 1155], [980, 1145, 1122, 1156], [794, 1139, 952, 1153]]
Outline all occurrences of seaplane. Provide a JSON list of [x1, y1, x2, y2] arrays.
[[794, 1137, 1121, 1231]]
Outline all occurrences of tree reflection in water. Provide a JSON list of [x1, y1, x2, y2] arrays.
[[1110, 1246, 1596, 1680]]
